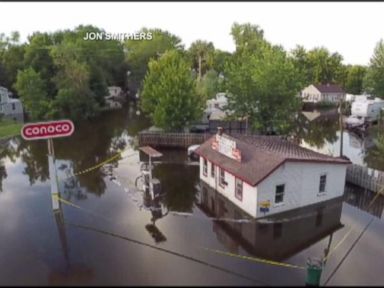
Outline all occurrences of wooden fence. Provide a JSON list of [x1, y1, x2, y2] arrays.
[[346, 164, 384, 194], [138, 131, 213, 148]]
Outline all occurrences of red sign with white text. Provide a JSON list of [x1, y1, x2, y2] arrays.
[[21, 120, 75, 140]]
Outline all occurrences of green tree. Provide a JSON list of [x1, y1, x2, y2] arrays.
[[50, 41, 99, 120], [125, 28, 183, 94], [225, 39, 302, 134], [291, 46, 346, 86], [141, 50, 202, 131], [306, 47, 345, 85], [196, 69, 221, 102], [24, 32, 59, 97], [188, 40, 215, 81], [0, 32, 25, 89], [14, 68, 50, 120], [230, 22, 268, 55], [344, 65, 367, 94], [364, 40, 384, 98], [212, 49, 231, 74]]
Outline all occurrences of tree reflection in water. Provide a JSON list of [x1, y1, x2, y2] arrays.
[[153, 160, 199, 213], [292, 109, 339, 149], [0, 106, 150, 198], [364, 134, 384, 170]]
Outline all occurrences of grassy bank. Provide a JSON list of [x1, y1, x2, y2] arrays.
[[0, 119, 22, 139]]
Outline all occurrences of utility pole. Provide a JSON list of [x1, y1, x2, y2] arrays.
[[339, 98, 344, 157]]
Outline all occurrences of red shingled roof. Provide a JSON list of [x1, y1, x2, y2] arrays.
[[314, 84, 344, 93], [194, 134, 350, 187]]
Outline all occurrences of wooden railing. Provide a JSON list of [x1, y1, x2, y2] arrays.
[[138, 131, 213, 148]]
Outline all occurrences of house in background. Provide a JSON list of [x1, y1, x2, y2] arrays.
[[301, 84, 345, 104], [195, 128, 350, 218], [198, 93, 248, 134], [104, 86, 125, 110], [0, 86, 24, 121], [202, 92, 229, 124]]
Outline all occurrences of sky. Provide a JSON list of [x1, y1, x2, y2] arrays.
[[0, 2, 383, 66]]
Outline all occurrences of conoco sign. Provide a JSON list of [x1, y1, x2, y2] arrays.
[[21, 120, 75, 140]]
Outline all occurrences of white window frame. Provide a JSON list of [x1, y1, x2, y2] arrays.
[[203, 158, 208, 176], [319, 173, 327, 194], [219, 168, 226, 187], [274, 184, 285, 205]]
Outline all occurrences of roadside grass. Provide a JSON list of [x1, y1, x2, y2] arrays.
[[0, 119, 22, 139]]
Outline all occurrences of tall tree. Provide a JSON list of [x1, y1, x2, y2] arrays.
[[141, 50, 202, 131], [364, 40, 384, 98], [212, 49, 232, 75], [0, 32, 25, 90], [14, 68, 50, 120], [225, 35, 302, 134], [230, 22, 268, 55], [196, 69, 221, 102], [188, 40, 215, 81], [291, 46, 346, 86], [24, 32, 59, 97], [344, 65, 367, 94], [125, 28, 183, 95]]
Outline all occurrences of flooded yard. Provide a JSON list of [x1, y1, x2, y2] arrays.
[[0, 105, 384, 285]]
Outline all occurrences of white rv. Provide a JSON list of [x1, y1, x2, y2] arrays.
[[345, 97, 384, 128]]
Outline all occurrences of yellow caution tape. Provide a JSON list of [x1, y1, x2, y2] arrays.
[[73, 152, 122, 177], [202, 247, 305, 270], [52, 194, 82, 209]]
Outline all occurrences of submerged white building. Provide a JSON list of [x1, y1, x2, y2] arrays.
[[195, 129, 350, 218]]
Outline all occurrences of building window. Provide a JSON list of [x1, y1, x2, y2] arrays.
[[203, 158, 208, 176], [219, 168, 226, 187], [12, 103, 15, 110], [235, 178, 243, 201], [275, 184, 285, 204], [211, 163, 215, 177], [319, 174, 327, 193]]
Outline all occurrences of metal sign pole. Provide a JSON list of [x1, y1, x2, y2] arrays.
[[48, 138, 59, 210]]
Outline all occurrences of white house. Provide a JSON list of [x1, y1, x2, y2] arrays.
[[202, 93, 229, 123], [107, 86, 122, 98], [195, 129, 350, 218], [104, 86, 123, 110], [301, 84, 345, 103], [0, 86, 24, 120]]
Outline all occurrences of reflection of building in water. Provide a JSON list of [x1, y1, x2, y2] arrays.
[[197, 181, 344, 261]]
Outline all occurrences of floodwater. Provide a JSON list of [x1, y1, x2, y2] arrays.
[[297, 108, 383, 171], [1, 104, 384, 286]]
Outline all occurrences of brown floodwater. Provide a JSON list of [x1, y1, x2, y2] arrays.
[[0, 104, 384, 286]]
